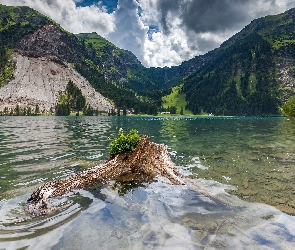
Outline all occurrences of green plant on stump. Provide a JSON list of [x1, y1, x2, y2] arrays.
[[109, 128, 140, 157]]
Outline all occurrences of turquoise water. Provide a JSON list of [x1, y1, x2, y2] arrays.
[[0, 116, 295, 249]]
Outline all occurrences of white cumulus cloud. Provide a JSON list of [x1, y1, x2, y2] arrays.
[[0, 0, 115, 36]]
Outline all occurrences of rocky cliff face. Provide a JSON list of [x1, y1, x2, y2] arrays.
[[18, 24, 73, 61], [17, 24, 86, 64], [0, 54, 113, 112]]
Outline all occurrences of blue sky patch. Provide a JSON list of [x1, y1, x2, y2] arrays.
[[147, 25, 160, 41], [75, 0, 118, 13]]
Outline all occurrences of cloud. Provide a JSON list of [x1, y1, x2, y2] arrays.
[[108, 0, 148, 64], [1, 0, 295, 67], [0, 0, 115, 36], [139, 0, 295, 66], [180, 0, 250, 33], [155, 0, 292, 34]]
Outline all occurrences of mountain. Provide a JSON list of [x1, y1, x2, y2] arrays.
[[0, 4, 168, 114], [1, 4, 295, 116], [0, 5, 114, 113], [182, 8, 295, 116]]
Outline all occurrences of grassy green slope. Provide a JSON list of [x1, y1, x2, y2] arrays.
[[162, 85, 193, 115], [76, 32, 123, 57], [0, 47, 14, 87]]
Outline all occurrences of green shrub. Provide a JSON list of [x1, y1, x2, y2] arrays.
[[109, 128, 140, 157], [282, 95, 295, 118]]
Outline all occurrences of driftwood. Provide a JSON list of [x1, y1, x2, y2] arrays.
[[27, 136, 186, 215]]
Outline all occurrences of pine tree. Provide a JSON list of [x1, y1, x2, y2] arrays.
[[27, 107, 32, 116], [34, 104, 40, 115], [15, 104, 20, 116]]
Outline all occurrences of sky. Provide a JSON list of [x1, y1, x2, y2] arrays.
[[1, 0, 295, 67]]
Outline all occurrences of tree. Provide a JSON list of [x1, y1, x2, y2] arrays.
[[34, 104, 40, 115], [15, 104, 20, 116], [133, 105, 139, 114], [71, 83, 85, 113], [22, 107, 27, 116], [55, 103, 70, 116], [55, 94, 70, 116], [123, 107, 127, 116], [55, 80, 87, 116], [27, 107, 32, 116], [75, 95, 86, 114], [64, 80, 86, 115], [282, 95, 295, 118], [3, 107, 8, 115], [110, 108, 116, 116]]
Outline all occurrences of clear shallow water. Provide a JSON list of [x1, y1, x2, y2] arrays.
[[0, 116, 295, 249]]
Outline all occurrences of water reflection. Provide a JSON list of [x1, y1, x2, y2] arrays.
[[155, 117, 295, 215], [2, 178, 295, 249], [0, 117, 113, 200], [1, 116, 295, 249]]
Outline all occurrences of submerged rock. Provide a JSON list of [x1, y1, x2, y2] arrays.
[[27, 136, 186, 215]]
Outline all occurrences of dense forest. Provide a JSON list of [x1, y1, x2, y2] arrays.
[[74, 64, 160, 115]]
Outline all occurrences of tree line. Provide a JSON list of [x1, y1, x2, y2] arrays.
[[0, 104, 42, 116]]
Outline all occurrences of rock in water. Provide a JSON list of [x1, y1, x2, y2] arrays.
[[27, 137, 186, 215]]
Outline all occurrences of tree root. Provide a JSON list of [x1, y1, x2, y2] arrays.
[[27, 136, 186, 215]]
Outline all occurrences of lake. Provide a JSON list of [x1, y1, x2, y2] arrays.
[[0, 116, 295, 249]]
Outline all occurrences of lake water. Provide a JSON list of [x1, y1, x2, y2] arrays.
[[0, 116, 295, 249]]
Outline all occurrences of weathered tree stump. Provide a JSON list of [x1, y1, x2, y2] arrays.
[[27, 136, 186, 215]]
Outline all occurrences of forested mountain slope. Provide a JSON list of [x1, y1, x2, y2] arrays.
[[183, 7, 295, 116]]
